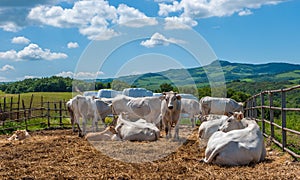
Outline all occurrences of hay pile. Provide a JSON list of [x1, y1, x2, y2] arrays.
[[0, 128, 299, 179]]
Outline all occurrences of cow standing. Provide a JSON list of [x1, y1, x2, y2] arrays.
[[180, 98, 201, 128], [66, 95, 101, 137], [200, 96, 244, 116], [160, 91, 181, 139], [110, 95, 162, 126]]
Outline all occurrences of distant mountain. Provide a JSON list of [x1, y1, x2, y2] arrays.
[[97, 60, 300, 91]]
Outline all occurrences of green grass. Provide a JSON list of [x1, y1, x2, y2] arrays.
[[0, 92, 73, 134], [258, 116, 300, 158]]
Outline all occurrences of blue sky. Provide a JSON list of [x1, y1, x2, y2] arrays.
[[0, 0, 299, 82]]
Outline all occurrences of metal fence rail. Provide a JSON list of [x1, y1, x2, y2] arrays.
[[245, 85, 300, 159]]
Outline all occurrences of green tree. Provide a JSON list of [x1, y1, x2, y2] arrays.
[[111, 80, 130, 91], [160, 83, 174, 92]]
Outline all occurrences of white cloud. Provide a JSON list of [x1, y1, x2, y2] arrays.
[[24, 75, 39, 79], [158, 0, 288, 29], [56, 71, 104, 79], [11, 36, 31, 44], [164, 16, 197, 30], [27, 0, 157, 40], [0, 43, 68, 61], [238, 9, 253, 16], [140, 32, 185, 48], [0, 65, 15, 72], [67, 42, 79, 49], [116, 4, 157, 27], [0, 22, 22, 32]]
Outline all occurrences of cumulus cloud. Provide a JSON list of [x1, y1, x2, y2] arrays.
[[27, 0, 157, 40], [0, 43, 68, 61], [0, 0, 80, 32], [67, 42, 79, 49], [140, 32, 185, 48], [0, 64, 15, 72], [0, 22, 22, 32], [117, 4, 157, 27], [11, 36, 31, 44], [56, 71, 104, 79], [158, 0, 288, 29]]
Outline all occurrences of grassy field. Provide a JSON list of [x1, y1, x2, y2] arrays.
[[0, 92, 74, 134]]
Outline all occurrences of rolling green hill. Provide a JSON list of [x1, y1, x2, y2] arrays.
[[110, 60, 300, 92]]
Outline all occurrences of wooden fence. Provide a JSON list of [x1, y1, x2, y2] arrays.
[[0, 95, 70, 133], [245, 85, 300, 159]]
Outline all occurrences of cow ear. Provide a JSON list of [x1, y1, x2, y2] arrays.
[[237, 112, 244, 120], [159, 95, 166, 100], [176, 95, 181, 100], [233, 112, 239, 118]]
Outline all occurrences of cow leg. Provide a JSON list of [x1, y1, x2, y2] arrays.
[[102, 118, 107, 128], [163, 118, 171, 139], [165, 125, 170, 139], [191, 115, 195, 128], [76, 122, 83, 137], [82, 117, 86, 136], [174, 121, 179, 140], [93, 118, 99, 132]]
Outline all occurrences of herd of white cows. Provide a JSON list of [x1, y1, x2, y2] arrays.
[[66, 92, 266, 166]]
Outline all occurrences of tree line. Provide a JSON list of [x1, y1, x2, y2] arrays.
[[0, 76, 251, 102]]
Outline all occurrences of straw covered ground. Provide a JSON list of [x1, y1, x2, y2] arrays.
[[0, 127, 299, 179]]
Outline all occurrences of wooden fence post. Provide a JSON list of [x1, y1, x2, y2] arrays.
[[3, 97, 6, 120], [41, 96, 44, 118], [269, 92, 274, 139], [28, 94, 33, 119], [261, 93, 265, 134], [253, 97, 257, 119], [9, 96, 13, 120], [59, 101, 62, 127], [54, 103, 57, 120], [17, 94, 20, 120], [47, 101, 50, 128], [22, 99, 28, 131], [281, 89, 287, 151]]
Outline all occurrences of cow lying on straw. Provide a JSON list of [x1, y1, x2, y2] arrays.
[[8, 130, 31, 141]]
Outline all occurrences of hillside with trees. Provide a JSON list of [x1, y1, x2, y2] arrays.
[[1, 60, 299, 103]]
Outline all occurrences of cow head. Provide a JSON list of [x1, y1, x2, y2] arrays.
[[218, 111, 244, 132], [106, 126, 118, 134], [160, 91, 181, 110]]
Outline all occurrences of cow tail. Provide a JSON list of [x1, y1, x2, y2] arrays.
[[110, 104, 117, 116]]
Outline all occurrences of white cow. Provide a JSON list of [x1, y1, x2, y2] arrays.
[[85, 126, 121, 141], [200, 96, 243, 116], [180, 98, 201, 128], [114, 113, 160, 141], [198, 115, 228, 144], [203, 112, 266, 166], [66, 95, 101, 137], [160, 91, 181, 139], [110, 95, 162, 126], [94, 99, 114, 126], [8, 130, 30, 141]]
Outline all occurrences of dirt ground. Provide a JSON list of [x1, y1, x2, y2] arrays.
[[0, 126, 299, 179]]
